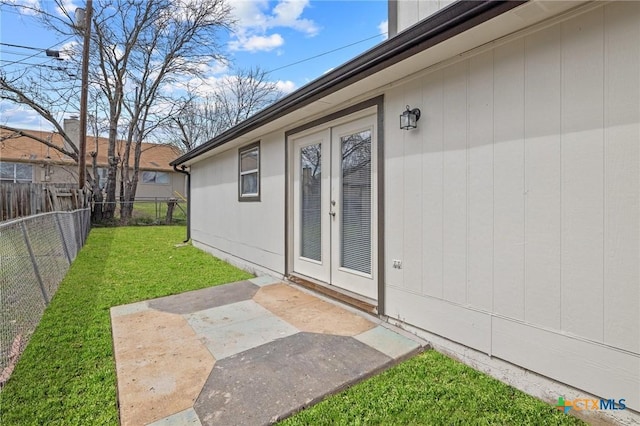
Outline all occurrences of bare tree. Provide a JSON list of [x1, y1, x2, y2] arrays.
[[86, 93, 110, 221], [0, 72, 80, 161], [165, 93, 226, 153], [0, 68, 102, 192], [164, 66, 284, 153], [90, 0, 235, 221], [0, 0, 235, 222], [214, 66, 284, 128]]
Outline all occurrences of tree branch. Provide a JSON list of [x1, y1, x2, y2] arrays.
[[0, 125, 78, 161]]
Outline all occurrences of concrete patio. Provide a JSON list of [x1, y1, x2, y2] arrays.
[[110, 277, 426, 425]]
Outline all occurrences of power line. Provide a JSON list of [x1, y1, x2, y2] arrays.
[[0, 50, 39, 57], [0, 42, 72, 56], [0, 36, 73, 68], [0, 59, 62, 67], [0, 60, 78, 77], [267, 32, 386, 73], [0, 42, 47, 51], [0, 61, 58, 73]]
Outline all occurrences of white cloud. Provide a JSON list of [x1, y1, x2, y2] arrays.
[[4, 0, 40, 15], [196, 60, 230, 76], [0, 102, 51, 130], [59, 40, 80, 60], [229, 33, 284, 52], [378, 20, 388, 40], [56, 0, 81, 18], [229, 0, 269, 30], [162, 70, 295, 100], [161, 56, 233, 96], [4, 0, 82, 21], [228, 0, 319, 53], [275, 80, 296, 94], [270, 0, 319, 36], [164, 71, 238, 97], [190, 76, 224, 97]]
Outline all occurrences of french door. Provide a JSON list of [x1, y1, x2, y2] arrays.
[[292, 115, 376, 300]]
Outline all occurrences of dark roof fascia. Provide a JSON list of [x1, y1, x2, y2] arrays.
[[171, 0, 525, 166]]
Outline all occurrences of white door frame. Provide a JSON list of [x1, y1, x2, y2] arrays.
[[291, 129, 331, 282], [329, 116, 377, 299], [287, 103, 380, 302]]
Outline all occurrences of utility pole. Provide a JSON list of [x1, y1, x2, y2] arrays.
[[77, 0, 93, 189]]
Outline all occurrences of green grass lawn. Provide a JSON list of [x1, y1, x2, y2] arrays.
[[128, 200, 187, 225], [281, 350, 584, 425], [0, 226, 251, 425], [1, 225, 583, 425]]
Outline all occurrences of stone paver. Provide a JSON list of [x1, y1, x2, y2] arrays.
[[111, 300, 149, 317], [249, 276, 281, 287], [111, 309, 215, 426], [147, 408, 202, 426], [149, 280, 258, 314], [194, 332, 392, 426], [253, 283, 375, 336], [186, 300, 299, 359], [355, 325, 422, 360], [110, 280, 427, 426]]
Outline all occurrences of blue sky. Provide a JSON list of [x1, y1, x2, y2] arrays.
[[0, 0, 388, 130]]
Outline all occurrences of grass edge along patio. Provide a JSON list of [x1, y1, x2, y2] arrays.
[[2, 226, 583, 425]]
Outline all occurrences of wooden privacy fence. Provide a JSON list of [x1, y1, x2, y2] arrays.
[[0, 183, 90, 222]]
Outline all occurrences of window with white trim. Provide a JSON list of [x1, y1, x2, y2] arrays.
[[141, 171, 169, 184], [0, 162, 33, 183], [238, 142, 260, 201]]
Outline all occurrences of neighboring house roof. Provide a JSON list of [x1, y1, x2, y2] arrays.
[[171, 0, 524, 167], [0, 128, 181, 172]]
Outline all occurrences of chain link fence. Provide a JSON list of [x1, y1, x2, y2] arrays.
[[94, 197, 187, 225], [0, 208, 90, 388]]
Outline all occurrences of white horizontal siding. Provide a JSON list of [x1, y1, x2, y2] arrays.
[[523, 24, 562, 331], [492, 317, 639, 410], [602, 0, 640, 363], [402, 77, 424, 294], [190, 133, 286, 275], [560, 5, 605, 344], [493, 38, 525, 321], [467, 51, 494, 313], [387, 286, 491, 354], [442, 60, 468, 305], [385, 1, 640, 409]]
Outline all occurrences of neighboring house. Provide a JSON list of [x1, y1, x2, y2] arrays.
[[171, 0, 639, 419], [0, 118, 185, 199]]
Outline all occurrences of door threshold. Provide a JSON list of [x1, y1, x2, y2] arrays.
[[287, 274, 378, 315]]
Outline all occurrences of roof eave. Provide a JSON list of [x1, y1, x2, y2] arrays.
[[171, 0, 525, 167]]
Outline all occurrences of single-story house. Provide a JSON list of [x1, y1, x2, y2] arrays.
[[1, 118, 185, 199], [171, 0, 639, 420]]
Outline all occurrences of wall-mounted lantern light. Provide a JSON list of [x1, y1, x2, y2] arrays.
[[400, 105, 421, 130]]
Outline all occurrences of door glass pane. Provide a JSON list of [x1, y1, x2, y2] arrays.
[[300, 144, 322, 261], [341, 130, 371, 274]]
